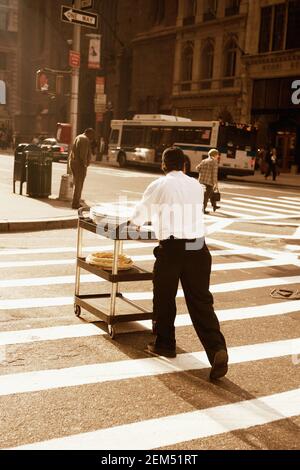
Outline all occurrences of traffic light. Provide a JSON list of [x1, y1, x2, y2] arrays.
[[36, 69, 57, 94]]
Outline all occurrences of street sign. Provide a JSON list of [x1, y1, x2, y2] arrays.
[[61, 5, 98, 29], [81, 0, 94, 9], [69, 50, 80, 68]]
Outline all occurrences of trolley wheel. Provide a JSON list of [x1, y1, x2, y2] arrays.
[[108, 325, 116, 339], [152, 320, 157, 335], [74, 304, 81, 317]]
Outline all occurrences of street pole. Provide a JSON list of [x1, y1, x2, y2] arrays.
[[59, 0, 81, 201], [70, 0, 81, 143]]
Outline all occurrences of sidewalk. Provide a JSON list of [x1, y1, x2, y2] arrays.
[[0, 153, 78, 232], [227, 171, 300, 189]]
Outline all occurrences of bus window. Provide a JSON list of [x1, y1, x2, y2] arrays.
[[122, 126, 144, 147], [160, 127, 174, 146], [110, 129, 119, 144], [175, 127, 211, 144]]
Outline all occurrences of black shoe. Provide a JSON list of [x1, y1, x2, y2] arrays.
[[204, 210, 210, 215], [213, 206, 220, 212], [146, 342, 176, 358], [210, 349, 228, 380]]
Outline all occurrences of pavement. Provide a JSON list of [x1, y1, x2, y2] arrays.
[[1, 151, 299, 232]]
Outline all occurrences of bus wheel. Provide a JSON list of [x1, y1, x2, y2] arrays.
[[118, 152, 127, 168]]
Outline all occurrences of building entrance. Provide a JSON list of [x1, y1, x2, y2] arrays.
[[276, 131, 296, 172]]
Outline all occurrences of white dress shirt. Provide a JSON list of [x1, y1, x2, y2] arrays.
[[131, 171, 205, 241]]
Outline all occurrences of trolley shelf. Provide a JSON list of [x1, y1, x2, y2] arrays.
[[77, 257, 153, 282], [74, 210, 156, 338], [75, 293, 153, 325]]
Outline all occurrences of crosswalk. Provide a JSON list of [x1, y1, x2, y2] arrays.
[[0, 197, 299, 450], [207, 192, 300, 222]]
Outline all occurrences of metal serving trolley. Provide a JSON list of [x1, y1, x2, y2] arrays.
[[74, 207, 157, 338]]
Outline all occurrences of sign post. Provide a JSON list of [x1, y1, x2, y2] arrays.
[[80, 0, 94, 9]]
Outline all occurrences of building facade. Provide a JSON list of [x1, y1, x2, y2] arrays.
[[111, 0, 299, 171], [0, 0, 18, 137], [243, 0, 300, 171]]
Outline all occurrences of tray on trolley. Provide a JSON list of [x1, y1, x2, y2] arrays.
[[74, 207, 157, 338]]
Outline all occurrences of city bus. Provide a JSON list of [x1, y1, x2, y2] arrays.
[[108, 114, 257, 177]]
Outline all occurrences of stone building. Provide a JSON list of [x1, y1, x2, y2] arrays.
[[243, 0, 300, 171], [172, 0, 248, 123], [7, 0, 300, 169], [111, 0, 300, 171], [0, 0, 18, 136]]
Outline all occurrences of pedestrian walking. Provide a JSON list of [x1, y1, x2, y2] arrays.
[[69, 128, 95, 209], [265, 147, 278, 181], [196, 148, 220, 214], [130, 147, 228, 380]]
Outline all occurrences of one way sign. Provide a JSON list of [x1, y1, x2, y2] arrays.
[[61, 5, 98, 29]]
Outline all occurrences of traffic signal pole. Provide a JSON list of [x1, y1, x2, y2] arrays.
[[70, 0, 81, 144]]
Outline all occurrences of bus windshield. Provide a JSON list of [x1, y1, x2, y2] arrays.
[[218, 124, 257, 151]]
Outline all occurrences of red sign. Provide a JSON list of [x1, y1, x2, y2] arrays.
[[69, 50, 80, 68]]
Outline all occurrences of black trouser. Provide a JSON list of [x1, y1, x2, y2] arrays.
[[153, 239, 227, 365], [265, 163, 277, 181], [203, 184, 216, 210]]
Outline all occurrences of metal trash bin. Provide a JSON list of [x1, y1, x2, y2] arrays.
[[26, 150, 52, 198], [13, 143, 39, 195]]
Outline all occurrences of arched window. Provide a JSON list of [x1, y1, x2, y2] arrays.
[[201, 41, 214, 89], [223, 38, 237, 87], [181, 41, 194, 90]]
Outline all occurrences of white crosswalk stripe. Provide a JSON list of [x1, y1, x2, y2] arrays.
[[207, 194, 300, 220], [1, 300, 299, 346], [0, 213, 299, 450], [13, 388, 300, 450], [1, 275, 300, 309], [0, 339, 299, 397]]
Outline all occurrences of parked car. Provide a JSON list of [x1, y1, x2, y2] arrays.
[[40, 138, 69, 162]]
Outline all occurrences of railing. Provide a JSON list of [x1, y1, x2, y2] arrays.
[[174, 76, 240, 94]]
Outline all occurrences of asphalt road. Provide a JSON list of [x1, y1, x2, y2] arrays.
[[0, 160, 300, 450]]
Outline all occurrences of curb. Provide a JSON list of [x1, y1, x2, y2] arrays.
[[0, 217, 78, 233]]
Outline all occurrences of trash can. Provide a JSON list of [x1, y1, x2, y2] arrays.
[[26, 150, 52, 198], [13, 143, 39, 195]]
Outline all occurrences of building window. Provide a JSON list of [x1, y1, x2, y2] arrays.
[[225, 0, 240, 17], [286, 0, 300, 50], [200, 41, 214, 89], [258, 2, 300, 53], [272, 4, 286, 51], [203, 0, 218, 22], [0, 52, 7, 70], [223, 38, 237, 88], [152, 0, 165, 25], [0, 0, 8, 31], [183, 0, 197, 25], [181, 41, 194, 91]]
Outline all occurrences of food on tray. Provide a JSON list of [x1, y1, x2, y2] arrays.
[[86, 251, 134, 271]]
